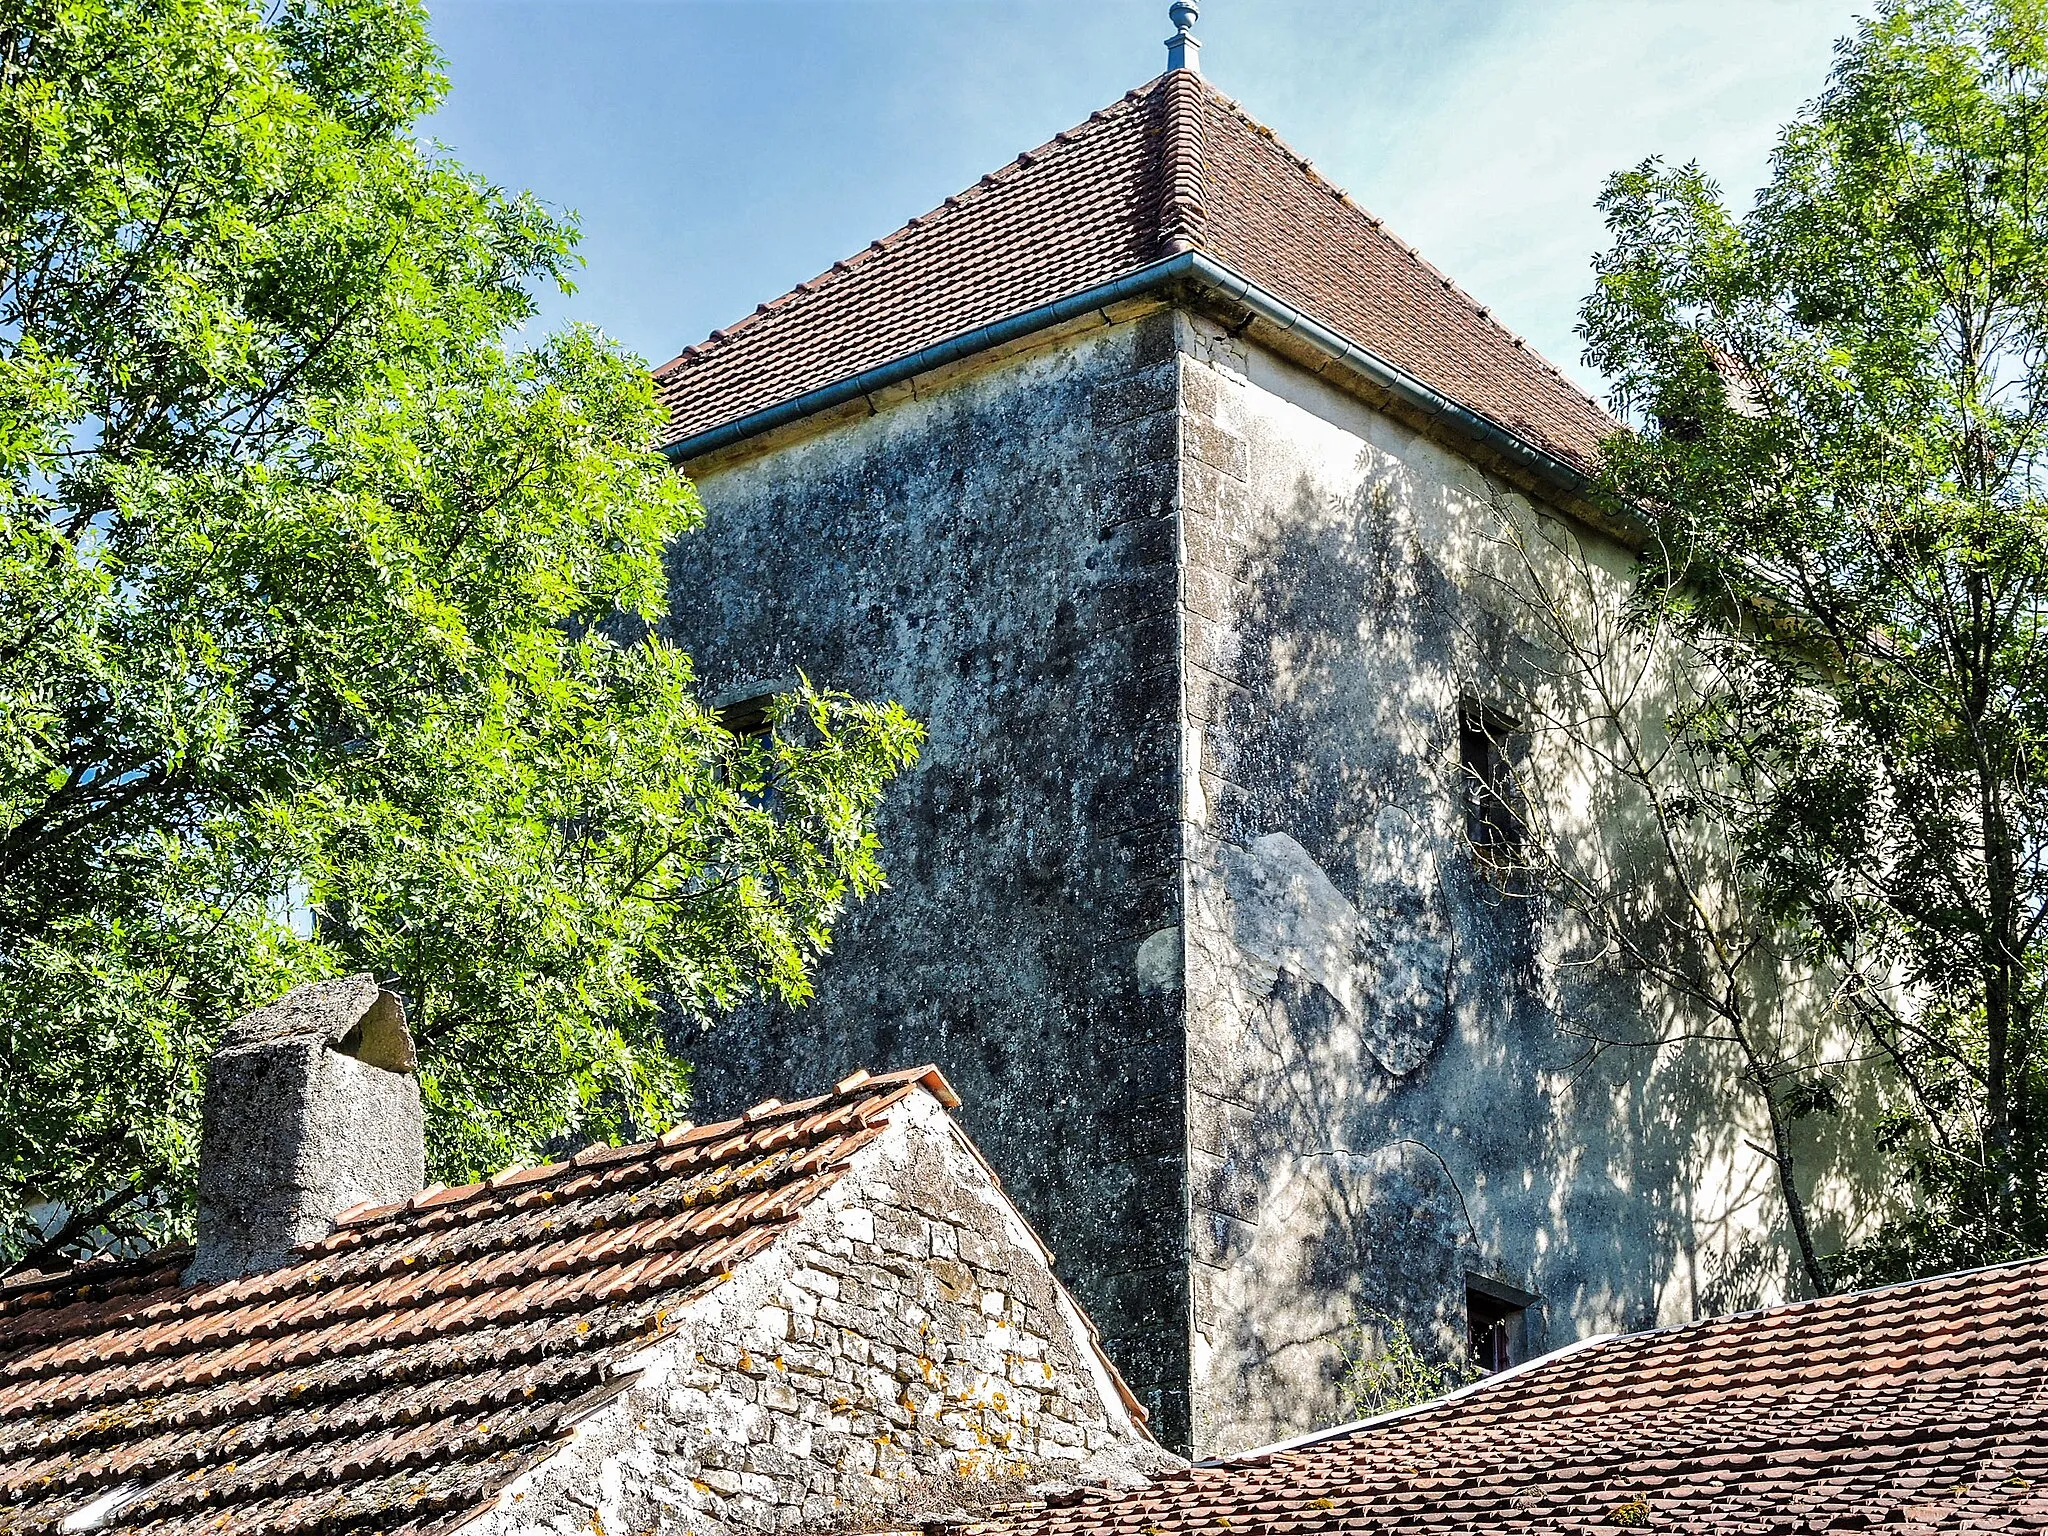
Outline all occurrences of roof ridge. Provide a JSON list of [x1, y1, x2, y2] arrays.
[[1155, 67, 1208, 258], [326, 1066, 956, 1236], [1623, 1248, 2048, 1339], [0, 1244, 188, 1298], [0, 1067, 961, 1341], [1192, 76, 1603, 413], [1209, 1327, 1627, 1468], [653, 81, 1168, 383]]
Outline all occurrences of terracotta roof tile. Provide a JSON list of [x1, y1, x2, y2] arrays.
[[1187, 76, 1614, 471], [966, 1255, 2048, 1536], [0, 1064, 959, 1536], [655, 70, 1614, 472]]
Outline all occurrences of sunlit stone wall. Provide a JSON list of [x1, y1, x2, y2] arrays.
[[1172, 309, 1884, 1454], [661, 300, 1885, 1462]]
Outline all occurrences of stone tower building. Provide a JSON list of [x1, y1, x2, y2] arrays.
[[652, 17, 1871, 1456]]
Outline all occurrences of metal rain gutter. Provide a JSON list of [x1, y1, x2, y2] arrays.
[[659, 249, 1596, 508], [1180, 252, 1595, 504], [660, 251, 1199, 465]]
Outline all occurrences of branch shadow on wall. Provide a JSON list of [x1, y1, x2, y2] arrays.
[[1184, 451, 1880, 1453]]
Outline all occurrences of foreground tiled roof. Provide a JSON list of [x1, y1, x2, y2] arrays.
[[655, 69, 1615, 471], [972, 1255, 2048, 1535], [0, 1066, 959, 1536]]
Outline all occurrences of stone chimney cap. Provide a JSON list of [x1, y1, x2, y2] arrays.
[[220, 972, 416, 1073]]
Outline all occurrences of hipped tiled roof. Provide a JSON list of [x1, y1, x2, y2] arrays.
[[655, 69, 1615, 471], [976, 1255, 2048, 1535], [0, 1066, 959, 1536]]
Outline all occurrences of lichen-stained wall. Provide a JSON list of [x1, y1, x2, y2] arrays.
[[471, 1093, 1173, 1536], [663, 312, 1193, 1446], [1172, 310, 1879, 1455], [661, 294, 1880, 1467]]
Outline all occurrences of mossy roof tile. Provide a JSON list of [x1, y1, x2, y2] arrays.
[[0, 1066, 959, 1535], [965, 1256, 2048, 1536]]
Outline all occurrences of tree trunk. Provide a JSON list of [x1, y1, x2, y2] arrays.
[[1736, 1037, 1829, 1298]]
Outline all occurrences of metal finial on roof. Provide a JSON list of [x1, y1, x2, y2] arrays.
[[1166, 0, 1201, 74]]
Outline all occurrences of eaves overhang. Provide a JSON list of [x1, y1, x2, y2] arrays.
[[659, 250, 1206, 466], [659, 251, 1635, 539]]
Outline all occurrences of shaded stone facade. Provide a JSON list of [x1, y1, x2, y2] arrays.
[[666, 302, 1879, 1457], [668, 312, 1194, 1445]]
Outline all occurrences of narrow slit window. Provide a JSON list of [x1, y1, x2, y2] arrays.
[[716, 694, 775, 742], [1459, 700, 1524, 862], [1465, 1279, 1533, 1374], [715, 693, 779, 809]]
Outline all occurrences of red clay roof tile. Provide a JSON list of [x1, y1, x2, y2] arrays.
[[0, 1065, 957, 1536], [654, 71, 1615, 473], [967, 1255, 2048, 1536]]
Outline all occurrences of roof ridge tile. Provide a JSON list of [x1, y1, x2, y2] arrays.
[[1191, 76, 1608, 415], [1156, 66, 1208, 259]]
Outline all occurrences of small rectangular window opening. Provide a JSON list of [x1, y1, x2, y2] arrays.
[[1466, 1276, 1535, 1375], [1458, 700, 1525, 862], [714, 692, 781, 810], [716, 694, 775, 741]]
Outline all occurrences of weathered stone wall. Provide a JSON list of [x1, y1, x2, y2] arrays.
[[473, 1092, 1169, 1536], [660, 296, 1885, 1466], [1172, 309, 1882, 1454], [663, 312, 1193, 1445]]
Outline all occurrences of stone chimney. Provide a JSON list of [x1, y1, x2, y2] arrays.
[[185, 974, 425, 1284]]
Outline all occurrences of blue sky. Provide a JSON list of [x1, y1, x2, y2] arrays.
[[423, 1, 1868, 399]]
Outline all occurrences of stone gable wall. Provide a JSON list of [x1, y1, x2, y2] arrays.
[[473, 1094, 1167, 1536]]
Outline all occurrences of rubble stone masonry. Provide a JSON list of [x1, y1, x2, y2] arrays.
[[661, 301, 1884, 1461], [474, 1093, 1163, 1536], [667, 311, 1193, 1446]]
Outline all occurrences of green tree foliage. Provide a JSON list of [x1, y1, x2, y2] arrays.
[[1337, 1311, 1476, 1421], [0, 0, 921, 1271], [1580, 0, 2048, 1283]]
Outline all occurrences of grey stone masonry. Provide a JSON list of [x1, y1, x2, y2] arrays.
[[186, 975, 424, 1284], [667, 310, 1192, 1448], [469, 1089, 1173, 1536], [662, 294, 1883, 1461]]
